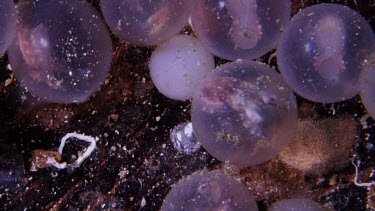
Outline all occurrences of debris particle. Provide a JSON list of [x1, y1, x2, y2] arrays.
[[141, 197, 147, 208], [30, 149, 63, 171]]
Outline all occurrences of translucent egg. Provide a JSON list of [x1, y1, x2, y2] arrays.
[[0, 0, 16, 55], [191, 60, 297, 166], [277, 3, 375, 103], [8, 0, 112, 103], [149, 35, 214, 100], [161, 170, 258, 211], [360, 54, 375, 119], [190, 0, 291, 60], [269, 198, 328, 211], [100, 0, 191, 46]]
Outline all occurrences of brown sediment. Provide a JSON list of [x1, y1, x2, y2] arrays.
[[278, 117, 358, 175]]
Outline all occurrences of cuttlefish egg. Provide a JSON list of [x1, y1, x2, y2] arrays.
[[191, 60, 297, 166], [100, 0, 192, 46], [8, 0, 112, 103], [277, 3, 375, 103], [190, 0, 290, 60], [149, 35, 214, 100], [161, 170, 258, 211]]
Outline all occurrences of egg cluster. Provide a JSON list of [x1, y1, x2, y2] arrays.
[[1, 0, 375, 210]]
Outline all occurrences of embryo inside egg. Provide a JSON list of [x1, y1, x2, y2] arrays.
[[225, 0, 262, 49], [191, 0, 290, 60], [314, 15, 346, 82], [100, 0, 192, 46], [8, 0, 112, 103], [191, 61, 298, 166], [277, 3, 375, 103]]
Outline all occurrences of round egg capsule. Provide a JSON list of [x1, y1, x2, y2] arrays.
[[100, 0, 191, 46], [149, 35, 214, 100], [161, 170, 258, 211], [191, 60, 298, 166], [0, 0, 16, 56], [190, 0, 291, 61], [269, 198, 328, 211], [277, 3, 375, 103], [8, 0, 112, 103]]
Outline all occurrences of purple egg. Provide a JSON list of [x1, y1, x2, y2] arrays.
[[190, 0, 291, 60], [100, 0, 191, 46], [0, 0, 16, 55], [191, 61, 298, 166], [277, 3, 375, 103], [8, 0, 112, 103], [161, 170, 258, 211]]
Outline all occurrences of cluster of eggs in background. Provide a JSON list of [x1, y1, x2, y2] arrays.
[[1, 0, 375, 210]]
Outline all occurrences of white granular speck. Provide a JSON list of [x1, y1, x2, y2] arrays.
[[170, 122, 201, 154]]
